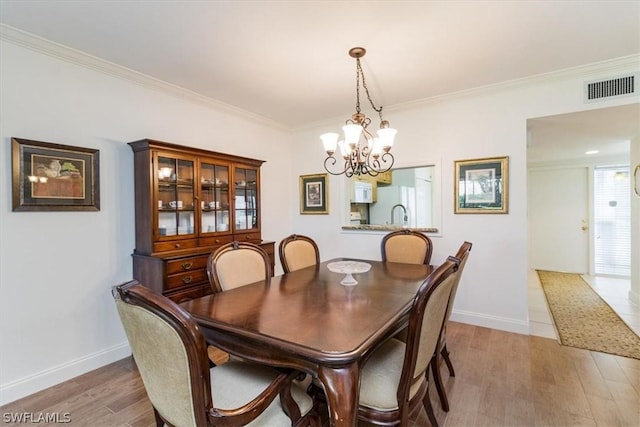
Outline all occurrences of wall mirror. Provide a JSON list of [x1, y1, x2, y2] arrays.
[[345, 162, 441, 233]]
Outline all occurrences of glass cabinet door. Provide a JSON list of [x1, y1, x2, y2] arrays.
[[233, 167, 258, 231], [199, 161, 230, 234], [157, 155, 195, 237]]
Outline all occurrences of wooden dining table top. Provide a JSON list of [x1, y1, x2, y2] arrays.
[[181, 258, 433, 366]]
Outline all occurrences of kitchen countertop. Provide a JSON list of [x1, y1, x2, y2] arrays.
[[342, 224, 439, 233]]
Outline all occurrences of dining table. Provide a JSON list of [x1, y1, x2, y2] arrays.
[[180, 258, 433, 427]]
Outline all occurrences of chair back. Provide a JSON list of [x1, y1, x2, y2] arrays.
[[381, 230, 433, 265], [399, 257, 459, 406], [207, 241, 272, 293], [113, 281, 211, 427], [279, 234, 320, 273], [443, 241, 472, 326]]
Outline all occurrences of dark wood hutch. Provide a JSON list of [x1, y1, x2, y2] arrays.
[[129, 139, 274, 302]]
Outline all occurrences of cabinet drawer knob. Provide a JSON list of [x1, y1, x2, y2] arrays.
[[215, 239, 220, 243], [175, 243, 181, 248], [182, 276, 193, 284], [182, 262, 193, 270]]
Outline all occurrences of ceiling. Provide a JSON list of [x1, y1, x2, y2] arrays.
[[1, 1, 639, 161], [527, 104, 640, 165]]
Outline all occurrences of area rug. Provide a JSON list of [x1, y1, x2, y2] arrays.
[[537, 270, 640, 359]]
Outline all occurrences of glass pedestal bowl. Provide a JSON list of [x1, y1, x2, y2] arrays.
[[327, 261, 372, 286]]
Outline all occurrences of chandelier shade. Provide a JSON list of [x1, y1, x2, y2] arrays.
[[322, 47, 396, 177]]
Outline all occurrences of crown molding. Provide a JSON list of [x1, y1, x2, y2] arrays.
[[387, 54, 640, 114], [292, 54, 640, 133], [0, 24, 289, 132]]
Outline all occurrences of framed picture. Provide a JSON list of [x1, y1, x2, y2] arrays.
[[12, 137, 100, 211], [299, 173, 328, 214], [454, 156, 508, 214]]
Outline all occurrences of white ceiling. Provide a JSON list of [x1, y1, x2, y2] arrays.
[[1, 0, 639, 161], [527, 104, 640, 165]]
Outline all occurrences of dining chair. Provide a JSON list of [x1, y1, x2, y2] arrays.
[[205, 241, 273, 366], [431, 241, 472, 412], [381, 230, 433, 265], [207, 241, 272, 293], [357, 256, 460, 427], [113, 280, 317, 427], [279, 234, 320, 273]]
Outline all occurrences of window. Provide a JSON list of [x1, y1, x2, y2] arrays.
[[593, 166, 631, 277]]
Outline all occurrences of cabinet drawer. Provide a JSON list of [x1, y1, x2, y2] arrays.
[[166, 255, 209, 275], [166, 269, 208, 290], [235, 232, 262, 243], [199, 235, 234, 248], [154, 239, 199, 253], [165, 284, 211, 303]]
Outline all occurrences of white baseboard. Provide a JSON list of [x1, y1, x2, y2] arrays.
[[450, 309, 530, 335], [0, 342, 131, 406]]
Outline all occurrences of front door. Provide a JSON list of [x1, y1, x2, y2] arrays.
[[528, 167, 589, 273]]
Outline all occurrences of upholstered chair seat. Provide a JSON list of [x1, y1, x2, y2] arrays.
[[359, 338, 406, 411], [211, 360, 314, 426]]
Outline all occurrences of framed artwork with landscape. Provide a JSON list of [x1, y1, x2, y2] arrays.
[[12, 137, 100, 211], [299, 173, 328, 214], [454, 156, 508, 214]]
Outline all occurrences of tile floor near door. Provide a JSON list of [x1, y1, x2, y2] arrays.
[[528, 270, 640, 339]]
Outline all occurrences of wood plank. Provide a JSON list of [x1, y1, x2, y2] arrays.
[[2, 323, 638, 427]]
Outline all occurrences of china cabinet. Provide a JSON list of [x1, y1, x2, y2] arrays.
[[129, 139, 274, 302]]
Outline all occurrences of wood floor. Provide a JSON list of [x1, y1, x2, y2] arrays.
[[2, 321, 638, 426]]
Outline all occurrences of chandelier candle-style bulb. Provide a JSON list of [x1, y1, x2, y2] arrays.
[[321, 47, 396, 177], [338, 141, 351, 159], [370, 138, 383, 158], [377, 127, 397, 151], [321, 133, 339, 155], [342, 124, 363, 149]]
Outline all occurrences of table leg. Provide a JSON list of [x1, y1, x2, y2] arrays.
[[317, 363, 360, 427]]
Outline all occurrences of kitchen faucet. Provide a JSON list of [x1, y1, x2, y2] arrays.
[[390, 204, 408, 226]]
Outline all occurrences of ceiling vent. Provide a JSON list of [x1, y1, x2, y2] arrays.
[[584, 74, 638, 102]]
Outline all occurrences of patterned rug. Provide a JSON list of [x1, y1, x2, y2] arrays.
[[537, 270, 640, 359]]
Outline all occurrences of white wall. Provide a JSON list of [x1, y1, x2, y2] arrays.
[[1, 32, 638, 406], [289, 57, 640, 339], [0, 39, 294, 405]]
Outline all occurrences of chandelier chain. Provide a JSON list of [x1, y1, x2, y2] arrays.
[[356, 58, 384, 122]]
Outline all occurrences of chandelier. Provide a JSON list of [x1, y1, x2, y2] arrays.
[[321, 47, 397, 177]]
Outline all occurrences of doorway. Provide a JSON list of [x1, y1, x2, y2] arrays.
[[526, 104, 638, 337]]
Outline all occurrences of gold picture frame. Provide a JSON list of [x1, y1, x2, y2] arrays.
[[454, 156, 508, 214], [300, 173, 328, 214]]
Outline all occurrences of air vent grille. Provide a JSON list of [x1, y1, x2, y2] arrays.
[[585, 74, 637, 102]]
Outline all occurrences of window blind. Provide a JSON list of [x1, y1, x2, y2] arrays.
[[593, 165, 631, 277]]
